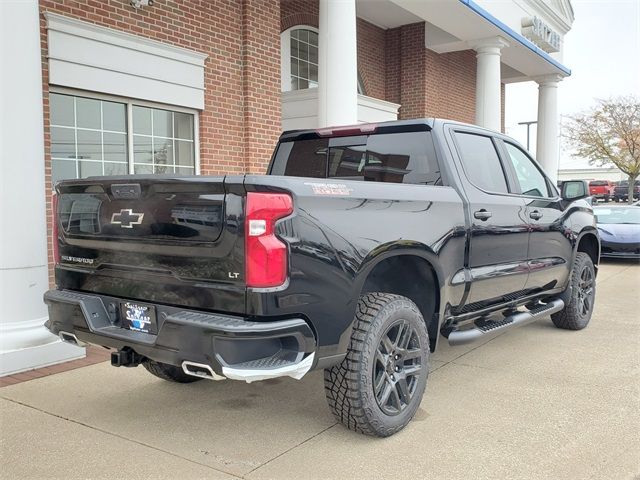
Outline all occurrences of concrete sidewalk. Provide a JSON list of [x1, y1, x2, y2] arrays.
[[1, 262, 639, 480]]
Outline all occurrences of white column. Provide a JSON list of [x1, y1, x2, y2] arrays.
[[473, 37, 509, 132], [0, 0, 84, 376], [535, 75, 563, 183], [318, 0, 358, 127]]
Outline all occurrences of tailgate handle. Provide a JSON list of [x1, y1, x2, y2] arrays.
[[111, 184, 141, 199]]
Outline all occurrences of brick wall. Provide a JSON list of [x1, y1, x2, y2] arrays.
[[356, 18, 386, 100], [40, 0, 281, 284]]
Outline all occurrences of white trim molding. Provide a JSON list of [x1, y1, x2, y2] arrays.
[[45, 13, 208, 109]]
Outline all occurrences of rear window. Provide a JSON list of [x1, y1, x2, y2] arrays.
[[270, 132, 441, 185]]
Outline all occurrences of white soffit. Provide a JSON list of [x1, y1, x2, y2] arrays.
[[45, 13, 208, 109]]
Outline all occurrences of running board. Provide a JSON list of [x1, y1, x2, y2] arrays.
[[447, 299, 565, 346]]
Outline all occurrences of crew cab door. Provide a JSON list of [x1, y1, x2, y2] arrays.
[[448, 128, 530, 305], [497, 140, 572, 291]]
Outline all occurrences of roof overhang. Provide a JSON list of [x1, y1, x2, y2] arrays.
[[360, 0, 571, 83]]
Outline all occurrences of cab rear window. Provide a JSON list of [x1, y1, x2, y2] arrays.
[[270, 131, 441, 185]]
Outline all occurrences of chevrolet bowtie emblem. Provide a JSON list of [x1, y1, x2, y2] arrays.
[[111, 209, 145, 228]]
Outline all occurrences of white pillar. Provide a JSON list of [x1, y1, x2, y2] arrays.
[[0, 0, 84, 376], [535, 75, 562, 183], [473, 37, 509, 132], [318, 0, 358, 127]]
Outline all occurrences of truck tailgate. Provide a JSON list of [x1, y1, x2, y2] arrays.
[[54, 175, 246, 313]]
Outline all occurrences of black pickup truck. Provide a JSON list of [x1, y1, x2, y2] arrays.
[[44, 119, 599, 437]]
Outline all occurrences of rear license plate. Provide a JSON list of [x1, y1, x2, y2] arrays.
[[121, 301, 157, 334]]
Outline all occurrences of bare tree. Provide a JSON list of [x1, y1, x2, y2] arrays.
[[563, 96, 640, 203]]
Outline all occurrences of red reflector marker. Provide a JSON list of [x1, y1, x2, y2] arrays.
[[245, 192, 293, 288]]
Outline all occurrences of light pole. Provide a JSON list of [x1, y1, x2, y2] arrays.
[[518, 120, 537, 151]]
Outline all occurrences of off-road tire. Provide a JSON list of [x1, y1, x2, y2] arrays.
[[142, 359, 202, 383], [324, 293, 430, 437], [551, 252, 596, 330]]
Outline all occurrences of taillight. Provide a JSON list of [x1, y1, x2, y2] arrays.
[[52, 192, 60, 264], [245, 192, 293, 288]]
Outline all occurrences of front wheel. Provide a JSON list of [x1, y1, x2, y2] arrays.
[[324, 293, 430, 437], [551, 252, 596, 330]]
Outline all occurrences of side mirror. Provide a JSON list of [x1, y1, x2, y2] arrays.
[[561, 180, 589, 201]]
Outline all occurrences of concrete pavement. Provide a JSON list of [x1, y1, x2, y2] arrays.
[[1, 261, 639, 479]]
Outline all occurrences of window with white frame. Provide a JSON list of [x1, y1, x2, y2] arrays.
[[50, 92, 197, 184], [280, 26, 366, 95], [281, 27, 318, 91]]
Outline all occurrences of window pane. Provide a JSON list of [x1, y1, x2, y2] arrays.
[[309, 45, 318, 64], [77, 130, 102, 160], [290, 38, 299, 59], [290, 76, 299, 90], [309, 64, 318, 82], [50, 94, 74, 127], [76, 97, 101, 129], [504, 143, 549, 197], [175, 140, 194, 167], [298, 78, 309, 89], [299, 41, 309, 59], [133, 135, 153, 163], [103, 132, 127, 162], [104, 162, 127, 176], [51, 127, 76, 159], [153, 137, 173, 166], [78, 160, 103, 178], [291, 58, 299, 76], [455, 133, 508, 193], [291, 29, 299, 40], [133, 106, 152, 135], [176, 166, 194, 175], [154, 164, 174, 174], [134, 164, 153, 174], [309, 31, 318, 46], [52, 159, 77, 184], [299, 61, 309, 79], [102, 101, 126, 132], [174, 112, 193, 140], [153, 109, 172, 138]]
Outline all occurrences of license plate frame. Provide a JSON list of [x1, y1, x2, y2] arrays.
[[120, 301, 157, 334]]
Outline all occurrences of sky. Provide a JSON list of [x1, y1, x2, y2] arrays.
[[504, 0, 640, 169]]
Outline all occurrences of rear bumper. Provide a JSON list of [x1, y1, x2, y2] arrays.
[[43, 289, 316, 382]]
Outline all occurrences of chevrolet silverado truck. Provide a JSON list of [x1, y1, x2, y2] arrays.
[[588, 180, 615, 202], [44, 119, 600, 437]]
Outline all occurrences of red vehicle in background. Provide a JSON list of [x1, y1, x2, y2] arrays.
[[589, 180, 615, 202]]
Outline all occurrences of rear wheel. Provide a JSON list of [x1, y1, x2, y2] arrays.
[[324, 293, 429, 437], [551, 252, 596, 330], [142, 359, 202, 383]]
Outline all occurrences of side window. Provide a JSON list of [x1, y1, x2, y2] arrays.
[[454, 132, 508, 193], [503, 143, 550, 197]]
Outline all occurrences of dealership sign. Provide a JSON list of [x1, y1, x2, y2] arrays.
[[521, 16, 560, 53]]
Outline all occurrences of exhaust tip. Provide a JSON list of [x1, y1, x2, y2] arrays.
[[58, 331, 86, 348], [181, 361, 225, 381]]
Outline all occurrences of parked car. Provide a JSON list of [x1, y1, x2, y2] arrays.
[[613, 180, 640, 202], [594, 206, 640, 259], [588, 180, 615, 202], [44, 119, 600, 437]]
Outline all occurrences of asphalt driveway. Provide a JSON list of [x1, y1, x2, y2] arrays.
[[1, 261, 638, 480]]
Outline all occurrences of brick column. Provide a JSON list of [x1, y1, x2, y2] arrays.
[[399, 22, 426, 120], [242, 0, 282, 174]]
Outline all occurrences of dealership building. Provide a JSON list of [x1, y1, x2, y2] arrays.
[[0, 0, 574, 375]]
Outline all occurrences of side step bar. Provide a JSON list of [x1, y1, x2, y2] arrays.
[[447, 299, 565, 346]]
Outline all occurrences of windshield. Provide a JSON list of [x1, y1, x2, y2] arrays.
[[594, 207, 640, 225]]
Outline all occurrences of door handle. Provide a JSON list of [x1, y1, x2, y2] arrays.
[[529, 210, 543, 220], [473, 209, 492, 221]]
